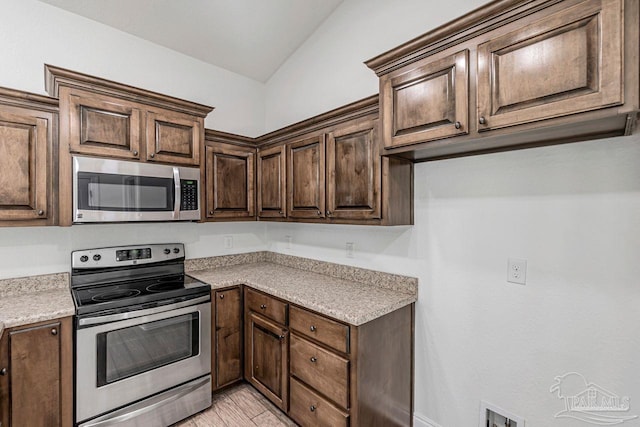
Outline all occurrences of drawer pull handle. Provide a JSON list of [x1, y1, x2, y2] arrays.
[[310, 356, 317, 363], [51, 328, 58, 336], [479, 116, 487, 125], [0, 368, 6, 376], [219, 294, 224, 299], [310, 405, 316, 412], [260, 304, 267, 309], [310, 325, 317, 332]]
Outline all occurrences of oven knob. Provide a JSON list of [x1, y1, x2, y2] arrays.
[[173, 248, 180, 254], [164, 248, 171, 255], [80, 255, 88, 262], [93, 254, 101, 261]]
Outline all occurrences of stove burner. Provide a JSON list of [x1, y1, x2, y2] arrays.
[[91, 289, 141, 302], [146, 282, 183, 292]]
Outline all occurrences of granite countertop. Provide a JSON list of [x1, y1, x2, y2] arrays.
[[0, 273, 75, 339], [187, 257, 417, 326]]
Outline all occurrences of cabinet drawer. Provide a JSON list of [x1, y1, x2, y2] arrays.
[[245, 288, 287, 325], [290, 334, 349, 409], [290, 306, 349, 353], [289, 377, 348, 427]]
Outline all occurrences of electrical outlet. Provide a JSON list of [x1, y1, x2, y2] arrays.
[[507, 258, 527, 285], [223, 235, 233, 249], [285, 235, 292, 249], [346, 242, 355, 258], [479, 401, 525, 427]]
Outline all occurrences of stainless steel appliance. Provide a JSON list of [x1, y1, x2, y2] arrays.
[[70, 243, 211, 427], [72, 156, 200, 223]]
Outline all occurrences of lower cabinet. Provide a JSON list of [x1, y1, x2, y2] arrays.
[[244, 295, 289, 411], [212, 287, 243, 390], [0, 317, 73, 427]]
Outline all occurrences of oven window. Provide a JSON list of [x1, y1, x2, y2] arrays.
[[77, 172, 174, 211], [96, 313, 199, 386]]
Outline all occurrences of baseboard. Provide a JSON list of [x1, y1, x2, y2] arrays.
[[414, 413, 443, 427]]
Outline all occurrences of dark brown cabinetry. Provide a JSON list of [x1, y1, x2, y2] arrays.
[[367, 0, 639, 161], [244, 288, 289, 411], [0, 88, 58, 226], [212, 287, 243, 390], [287, 135, 326, 219], [204, 137, 255, 220], [45, 65, 213, 225], [257, 145, 287, 218], [0, 317, 73, 427]]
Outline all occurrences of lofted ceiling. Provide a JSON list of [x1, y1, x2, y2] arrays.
[[37, 0, 344, 82]]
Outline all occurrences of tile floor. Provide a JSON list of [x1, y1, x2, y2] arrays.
[[174, 382, 298, 427]]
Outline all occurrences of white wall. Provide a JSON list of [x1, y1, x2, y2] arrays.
[[265, 0, 640, 425], [0, 0, 266, 136], [0, 0, 269, 279]]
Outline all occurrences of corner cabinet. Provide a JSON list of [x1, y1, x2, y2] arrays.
[[287, 135, 326, 219], [0, 88, 58, 226], [204, 133, 255, 220], [44, 65, 213, 225], [366, 0, 639, 161], [0, 317, 73, 427], [257, 145, 287, 218]]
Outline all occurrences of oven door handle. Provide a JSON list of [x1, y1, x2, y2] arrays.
[[79, 375, 210, 427], [77, 295, 210, 327]]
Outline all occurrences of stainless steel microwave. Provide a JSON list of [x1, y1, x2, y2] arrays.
[[72, 156, 200, 223]]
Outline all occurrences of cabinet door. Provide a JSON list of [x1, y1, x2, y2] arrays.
[[10, 322, 62, 426], [205, 143, 255, 219], [477, 0, 623, 131], [381, 49, 469, 148], [257, 145, 286, 218], [287, 135, 325, 219], [327, 119, 381, 220], [146, 109, 202, 166], [244, 312, 288, 411], [214, 287, 243, 390], [66, 89, 141, 160], [0, 110, 49, 222]]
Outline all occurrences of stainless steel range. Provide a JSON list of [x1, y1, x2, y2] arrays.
[[70, 243, 212, 427]]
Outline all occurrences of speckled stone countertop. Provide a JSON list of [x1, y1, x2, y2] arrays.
[[0, 273, 74, 339], [187, 253, 418, 326]]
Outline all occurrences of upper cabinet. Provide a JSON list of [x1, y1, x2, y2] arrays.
[[0, 88, 58, 226], [366, 0, 639, 161], [45, 65, 212, 166], [287, 135, 326, 219], [257, 145, 287, 218], [204, 131, 255, 220]]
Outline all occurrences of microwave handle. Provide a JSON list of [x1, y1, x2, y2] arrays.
[[173, 167, 181, 219]]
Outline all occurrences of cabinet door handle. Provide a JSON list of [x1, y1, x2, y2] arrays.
[[317, 210, 322, 216], [279, 211, 284, 215], [150, 152, 155, 158], [310, 356, 317, 363], [326, 210, 331, 216], [37, 210, 44, 216], [260, 304, 267, 309], [132, 150, 139, 156], [454, 121, 462, 129], [0, 368, 7, 376], [219, 294, 224, 299], [279, 334, 286, 340], [309, 405, 316, 412], [209, 211, 214, 215], [479, 116, 487, 125], [51, 328, 58, 336], [310, 325, 316, 332]]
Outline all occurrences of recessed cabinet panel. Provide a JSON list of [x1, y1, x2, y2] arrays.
[[287, 135, 325, 219], [205, 143, 255, 219], [147, 110, 201, 165], [68, 90, 141, 159], [477, 0, 623, 130], [327, 119, 380, 220], [381, 49, 469, 148], [258, 145, 286, 218], [0, 112, 48, 221]]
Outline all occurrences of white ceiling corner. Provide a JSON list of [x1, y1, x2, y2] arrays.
[[37, 0, 344, 82]]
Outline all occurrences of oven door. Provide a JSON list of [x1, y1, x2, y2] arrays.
[[75, 300, 211, 423], [73, 156, 179, 223]]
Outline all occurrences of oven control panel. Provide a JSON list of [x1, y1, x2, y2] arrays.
[[72, 243, 185, 269]]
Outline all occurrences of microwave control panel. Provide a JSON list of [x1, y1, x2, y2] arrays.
[[180, 180, 198, 211]]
